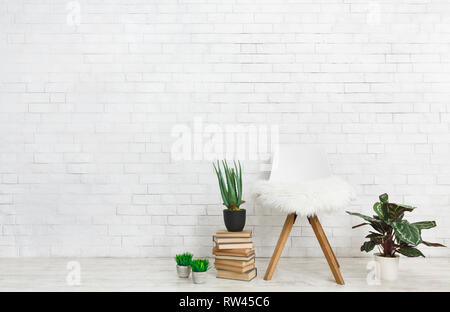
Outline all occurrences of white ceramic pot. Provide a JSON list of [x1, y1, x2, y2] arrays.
[[374, 253, 400, 281], [192, 271, 207, 284], [176, 265, 191, 278]]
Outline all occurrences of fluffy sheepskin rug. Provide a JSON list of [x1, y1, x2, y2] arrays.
[[252, 176, 356, 216]]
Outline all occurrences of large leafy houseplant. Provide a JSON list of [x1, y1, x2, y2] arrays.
[[347, 193, 445, 257], [213, 160, 246, 232]]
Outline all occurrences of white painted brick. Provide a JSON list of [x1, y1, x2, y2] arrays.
[[0, 0, 449, 258]]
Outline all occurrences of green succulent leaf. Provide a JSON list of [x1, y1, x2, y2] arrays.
[[213, 162, 229, 208], [213, 160, 244, 210], [392, 220, 421, 246], [397, 246, 425, 257], [346, 211, 377, 222], [360, 241, 376, 252], [411, 221, 436, 230], [190, 259, 210, 272], [175, 252, 194, 266]]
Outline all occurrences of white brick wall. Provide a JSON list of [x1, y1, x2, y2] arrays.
[[1, 0, 450, 257]]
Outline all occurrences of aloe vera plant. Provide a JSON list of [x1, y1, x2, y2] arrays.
[[347, 193, 445, 257], [213, 160, 244, 211]]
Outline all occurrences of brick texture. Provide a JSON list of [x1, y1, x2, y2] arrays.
[[0, 0, 449, 257]]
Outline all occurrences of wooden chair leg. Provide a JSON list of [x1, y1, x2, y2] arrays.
[[308, 215, 345, 285], [314, 216, 340, 268], [264, 213, 296, 280]]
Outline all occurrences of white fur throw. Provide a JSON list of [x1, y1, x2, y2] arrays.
[[252, 176, 356, 216]]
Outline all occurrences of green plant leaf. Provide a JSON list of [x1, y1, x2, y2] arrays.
[[394, 204, 415, 220], [175, 252, 194, 266], [190, 259, 210, 272], [379, 193, 388, 203], [346, 211, 377, 222], [373, 202, 385, 220], [213, 161, 229, 208], [352, 222, 369, 229], [223, 160, 237, 207], [213, 160, 244, 210], [366, 232, 383, 239], [386, 203, 398, 220], [369, 220, 386, 234], [392, 220, 421, 246], [360, 241, 376, 252], [422, 241, 446, 247], [411, 221, 436, 230], [397, 204, 415, 212], [233, 161, 241, 206], [397, 246, 425, 257]]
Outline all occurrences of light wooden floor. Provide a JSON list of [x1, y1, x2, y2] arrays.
[[0, 257, 449, 291]]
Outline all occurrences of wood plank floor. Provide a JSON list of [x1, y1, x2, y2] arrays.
[[0, 257, 448, 291]]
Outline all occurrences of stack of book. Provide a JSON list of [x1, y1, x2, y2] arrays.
[[212, 229, 257, 281]]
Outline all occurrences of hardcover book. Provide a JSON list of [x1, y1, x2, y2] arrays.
[[216, 268, 257, 281]]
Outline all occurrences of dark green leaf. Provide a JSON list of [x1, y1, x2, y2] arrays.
[[373, 202, 385, 220], [411, 221, 436, 230], [392, 220, 421, 246], [379, 193, 389, 203], [397, 204, 415, 212], [346, 211, 377, 222], [360, 241, 376, 252], [422, 241, 446, 247], [366, 232, 383, 239], [386, 203, 399, 220], [352, 222, 369, 229], [369, 220, 386, 234], [397, 246, 425, 257]]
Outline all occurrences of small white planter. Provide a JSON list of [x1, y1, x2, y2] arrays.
[[374, 253, 400, 281], [176, 265, 191, 278], [192, 271, 207, 284]]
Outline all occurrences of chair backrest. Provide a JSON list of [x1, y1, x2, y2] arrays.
[[269, 145, 331, 183]]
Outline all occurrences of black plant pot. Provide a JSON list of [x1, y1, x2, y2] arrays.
[[223, 209, 246, 232]]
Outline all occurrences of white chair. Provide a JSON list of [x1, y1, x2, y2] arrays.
[[253, 145, 355, 285]]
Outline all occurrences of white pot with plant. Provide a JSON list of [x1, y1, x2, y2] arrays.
[[347, 193, 445, 281], [190, 259, 210, 284], [175, 252, 193, 278]]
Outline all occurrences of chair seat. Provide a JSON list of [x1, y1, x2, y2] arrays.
[[252, 176, 356, 216]]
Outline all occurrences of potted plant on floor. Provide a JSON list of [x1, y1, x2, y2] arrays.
[[175, 252, 193, 278], [190, 259, 210, 284], [347, 193, 445, 281], [213, 160, 245, 232]]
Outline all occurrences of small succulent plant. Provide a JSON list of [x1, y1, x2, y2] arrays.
[[175, 252, 193, 266], [190, 259, 210, 272]]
